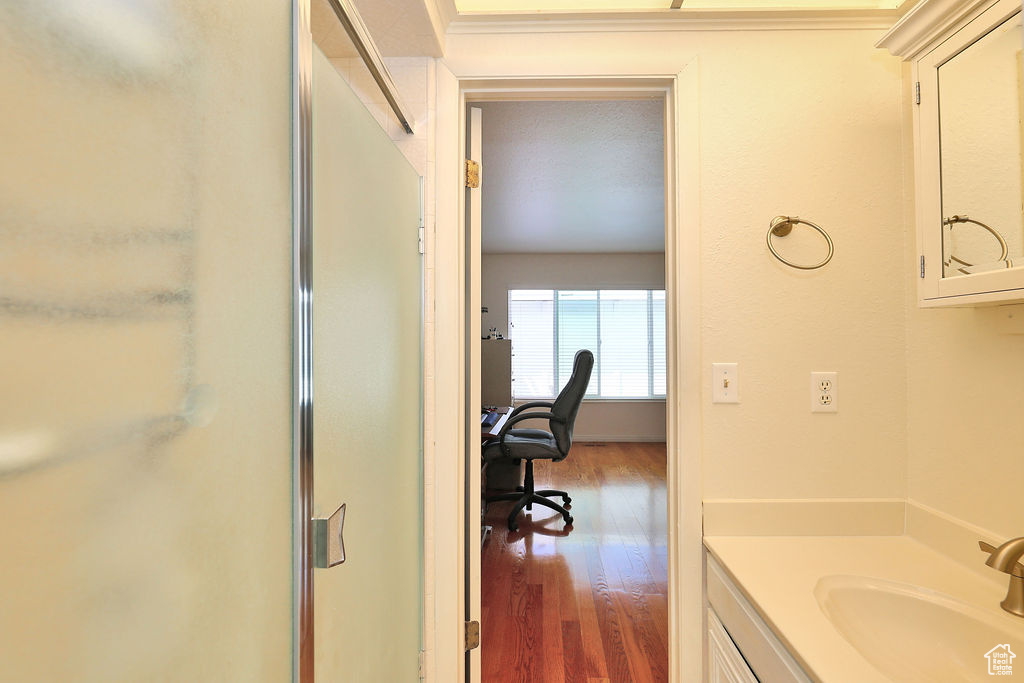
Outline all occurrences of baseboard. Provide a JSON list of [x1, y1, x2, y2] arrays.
[[703, 498, 906, 536], [574, 434, 666, 442], [905, 499, 1005, 584], [702, 498, 1011, 582]]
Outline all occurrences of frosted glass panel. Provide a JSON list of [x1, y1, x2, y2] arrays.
[[311, 47, 422, 681], [0, 3, 293, 680]]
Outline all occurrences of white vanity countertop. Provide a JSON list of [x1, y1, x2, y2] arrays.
[[703, 535, 1020, 682]]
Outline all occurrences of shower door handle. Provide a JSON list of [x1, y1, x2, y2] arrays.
[[313, 503, 346, 568]]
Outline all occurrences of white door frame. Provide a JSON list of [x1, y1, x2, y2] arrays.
[[430, 63, 704, 683]]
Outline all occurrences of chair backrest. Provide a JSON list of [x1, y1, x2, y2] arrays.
[[549, 349, 594, 456]]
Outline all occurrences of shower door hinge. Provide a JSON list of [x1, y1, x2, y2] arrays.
[[418, 226, 425, 254], [920, 255, 926, 278], [915, 82, 920, 105], [464, 620, 480, 651], [465, 159, 480, 189]]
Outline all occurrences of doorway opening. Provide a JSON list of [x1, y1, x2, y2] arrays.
[[471, 97, 669, 681]]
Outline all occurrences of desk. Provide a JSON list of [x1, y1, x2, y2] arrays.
[[481, 406, 511, 443], [481, 406, 521, 493], [480, 406, 512, 543]]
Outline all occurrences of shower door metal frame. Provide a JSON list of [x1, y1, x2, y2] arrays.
[[292, 0, 314, 681]]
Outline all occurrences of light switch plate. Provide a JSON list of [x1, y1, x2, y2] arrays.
[[712, 363, 739, 403], [811, 371, 837, 413]]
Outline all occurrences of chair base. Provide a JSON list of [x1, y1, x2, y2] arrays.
[[486, 460, 572, 532]]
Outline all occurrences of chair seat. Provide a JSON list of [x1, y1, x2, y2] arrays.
[[482, 428, 561, 462]]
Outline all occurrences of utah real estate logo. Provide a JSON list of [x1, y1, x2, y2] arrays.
[[985, 644, 1015, 676]]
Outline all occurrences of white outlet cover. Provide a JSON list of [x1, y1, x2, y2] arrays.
[[811, 371, 837, 413], [712, 363, 739, 403]]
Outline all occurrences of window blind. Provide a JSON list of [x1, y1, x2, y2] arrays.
[[508, 288, 666, 400], [508, 290, 555, 398]]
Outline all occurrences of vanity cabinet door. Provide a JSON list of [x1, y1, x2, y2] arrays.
[[708, 608, 760, 683]]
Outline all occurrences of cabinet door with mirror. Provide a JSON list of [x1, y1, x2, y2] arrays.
[[881, 0, 1024, 306]]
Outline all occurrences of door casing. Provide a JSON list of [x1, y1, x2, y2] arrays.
[[429, 67, 705, 683]]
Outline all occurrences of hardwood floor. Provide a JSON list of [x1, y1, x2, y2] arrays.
[[481, 442, 668, 683]]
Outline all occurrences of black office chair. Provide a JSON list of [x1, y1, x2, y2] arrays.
[[483, 349, 594, 532]]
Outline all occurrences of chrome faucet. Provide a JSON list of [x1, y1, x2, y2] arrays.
[[980, 538, 1024, 618]]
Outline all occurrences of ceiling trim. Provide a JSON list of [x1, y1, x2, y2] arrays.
[[875, 0, 992, 58], [447, 7, 900, 33], [425, 0, 459, 51], [435, 0, 460, 27]]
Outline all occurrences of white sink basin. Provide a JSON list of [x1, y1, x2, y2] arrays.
[[815, 575, 1024, 682]]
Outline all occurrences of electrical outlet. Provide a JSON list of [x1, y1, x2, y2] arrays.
[[712, 363, 739, 403], [811, 371, 837, 413]]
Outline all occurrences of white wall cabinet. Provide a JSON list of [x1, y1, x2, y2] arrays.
[[879, 0, 1024, 306]]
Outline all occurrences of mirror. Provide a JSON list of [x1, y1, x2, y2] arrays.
[[938, 10, 1024, 277]]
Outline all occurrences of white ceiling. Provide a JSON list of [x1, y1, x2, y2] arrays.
[[478, 100, 665, 254], [351, 0, 446, 56], [311, 0, 362, 58]]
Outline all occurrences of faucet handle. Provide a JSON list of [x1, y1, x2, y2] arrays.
[[979, 540, 1024, 577]]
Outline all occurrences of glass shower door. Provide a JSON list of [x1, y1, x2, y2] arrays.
[[0, 3, 294, 680], [311, 46, 423, 681]]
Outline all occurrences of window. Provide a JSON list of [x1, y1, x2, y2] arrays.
[[508, 289, 666, 399]]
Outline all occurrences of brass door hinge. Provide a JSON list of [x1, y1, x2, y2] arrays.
[[464, 620, 480, 651], [465, 159, 480, 189]]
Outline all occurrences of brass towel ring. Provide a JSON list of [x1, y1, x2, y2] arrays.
[[766, 216, 834, 270], [943, 215, 1008, 274]]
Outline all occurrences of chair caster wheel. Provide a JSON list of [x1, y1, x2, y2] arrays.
[[563, 496, 571, 504], [564, 516, 573, 526]]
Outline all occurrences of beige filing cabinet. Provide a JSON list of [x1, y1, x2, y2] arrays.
[[481, 338, 512, 406], [481, 338, 519, 491]]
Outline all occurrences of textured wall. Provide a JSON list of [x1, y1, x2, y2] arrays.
[[901, 61, 1024, 539], [905, 304, 1024, 538], [691, 33, 908, 499], [446, 28, 909, 499]]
